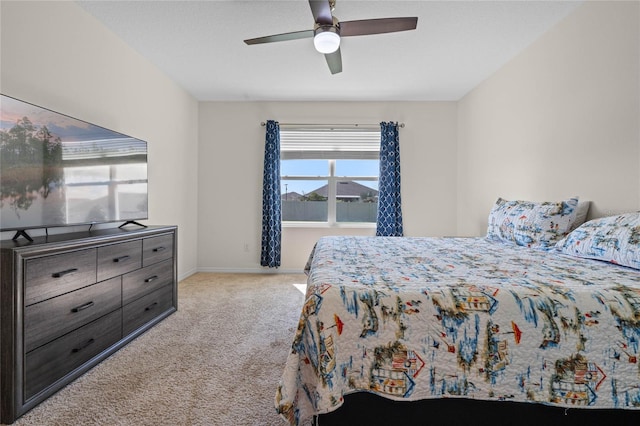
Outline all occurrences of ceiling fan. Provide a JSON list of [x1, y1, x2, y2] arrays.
[[244, 0, 418, 74]]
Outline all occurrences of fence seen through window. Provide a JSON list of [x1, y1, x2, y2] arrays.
[[280, 127, 380, 224]]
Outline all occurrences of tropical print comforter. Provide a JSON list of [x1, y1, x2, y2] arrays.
[[275, 236, 640, 425]]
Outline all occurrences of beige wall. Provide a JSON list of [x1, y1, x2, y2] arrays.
[[0, 1, 200, 279], [198, 102, 458, 271], [457, 1, 640, 236]]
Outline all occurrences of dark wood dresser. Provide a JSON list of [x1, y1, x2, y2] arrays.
[[0, 226, 178, 424]]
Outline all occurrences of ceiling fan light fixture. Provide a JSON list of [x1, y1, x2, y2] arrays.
[[313, 26, 340, 54]]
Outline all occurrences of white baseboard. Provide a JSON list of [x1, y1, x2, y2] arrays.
[[178, 268, 199, 282], [196, 266, 305, 274]]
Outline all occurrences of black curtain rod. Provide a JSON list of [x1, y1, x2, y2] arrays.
[[260, 122, 405, 128]]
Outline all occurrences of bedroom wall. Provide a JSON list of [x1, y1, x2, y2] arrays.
[[0, 1, 200, 280], [457, 0, 640, 236], [198, 101, 457, 272]]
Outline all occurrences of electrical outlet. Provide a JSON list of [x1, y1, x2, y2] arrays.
[[243, 243, 250, 252]]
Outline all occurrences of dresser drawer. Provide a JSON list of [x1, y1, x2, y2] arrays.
[[143, 234, 174, 267], [24, 277, 122, 353], [97, 240, 142, 282], [123, 284, 174, 336], [24, 309, 122, 400], [25, 249, 97, 306], [122, 258, 173, 305]]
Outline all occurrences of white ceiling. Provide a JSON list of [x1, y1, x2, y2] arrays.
[[77, 0, 581, 102]]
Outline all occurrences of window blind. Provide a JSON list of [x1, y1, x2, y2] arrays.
[[280, 127, 381, 160]]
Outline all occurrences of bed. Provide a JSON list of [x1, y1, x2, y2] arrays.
[[275, 199, 640, 425]]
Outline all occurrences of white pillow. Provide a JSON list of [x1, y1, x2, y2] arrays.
[[569, 201, 591, 231]]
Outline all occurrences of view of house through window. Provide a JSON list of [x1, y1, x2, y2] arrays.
[[280, 127, 380, 224]]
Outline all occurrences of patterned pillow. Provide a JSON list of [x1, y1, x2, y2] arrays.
[[486, 197, 579, 249], [556, 212, 640, 269]]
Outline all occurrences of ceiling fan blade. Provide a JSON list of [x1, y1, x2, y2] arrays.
[[339, 17, 418, 37], [308, 0, 333, 25], [324, 48, 342, 74], [244, 29, 314, 45]]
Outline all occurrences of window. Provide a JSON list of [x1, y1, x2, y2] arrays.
[[280, 127, 380, 225]]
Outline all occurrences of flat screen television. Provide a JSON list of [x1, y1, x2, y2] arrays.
[[0, 94, 148, 240]]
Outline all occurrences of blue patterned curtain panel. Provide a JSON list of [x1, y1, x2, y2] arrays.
[[376, 122, 403, 237], [261, 120, 282, 267]]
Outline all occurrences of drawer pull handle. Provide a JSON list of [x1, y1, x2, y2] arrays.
[[145, 302, 158, 311], [153, 247, 166, 253], [145, 275, 159, 283], [52, 268, 78, 278], [72, 338, 95, 353], [71, 301, 95, 313], [113, 255, 130, 263]]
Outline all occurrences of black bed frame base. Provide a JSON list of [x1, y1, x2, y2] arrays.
[[318, 393, 640, 426]]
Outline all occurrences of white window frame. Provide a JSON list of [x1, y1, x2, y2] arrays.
[[280, 126, 380, 227]]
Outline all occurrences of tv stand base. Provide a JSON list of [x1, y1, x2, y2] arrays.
[[119, 220, 147, 228], [11, 230, 33, 242]]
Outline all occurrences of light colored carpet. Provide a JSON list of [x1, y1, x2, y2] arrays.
[[14, 273, 306, 426]]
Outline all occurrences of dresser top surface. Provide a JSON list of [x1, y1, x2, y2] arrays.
[[1, 226, 176, 252]]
